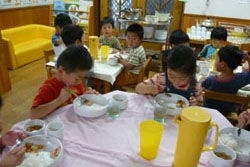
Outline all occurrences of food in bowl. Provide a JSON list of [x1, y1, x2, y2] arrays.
[[176, 100, 185, 108], [215, 152, 232, 160], [26, 125, 43, 132], [220, 133, 238, 150]]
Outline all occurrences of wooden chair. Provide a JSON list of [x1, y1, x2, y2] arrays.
[[44, 49, 56, 78], [203, 89, 250, 125]]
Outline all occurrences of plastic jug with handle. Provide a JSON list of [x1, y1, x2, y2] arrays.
[[173, 107, 219, 167], [89, 36, 99, 59]]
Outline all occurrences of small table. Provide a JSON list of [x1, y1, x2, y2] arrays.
[[10, 91, 233, 167]]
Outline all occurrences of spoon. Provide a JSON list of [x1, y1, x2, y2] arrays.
[[11, 137, 24, 150], [237, 119, 247, 136]]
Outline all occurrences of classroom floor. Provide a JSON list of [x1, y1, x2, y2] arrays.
[[1, 59, 47, 134]]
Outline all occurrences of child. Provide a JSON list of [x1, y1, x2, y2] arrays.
[[202, 45, 250, 115], [198, 26, 227, 59], [61, 24, 93, 86], [162, 29, 190, 71], [114, 23, 146, 86], [136, 45, 202, 106], [99, 17, 122, 52], [31, 44, 95, 119], [52, 13, 72, 60], [237, 109, 250, 131], [0, 96, 25, 167]]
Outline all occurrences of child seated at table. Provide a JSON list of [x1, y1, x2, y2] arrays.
[[99, 17, 122, 53], [198, 27, 228, 60], [52, 13, 72, 60], [162, 29, 190, 71], [136, 45, 203, 106], [202, 45, 250, 115], [31, 44, 96, 119], [114, 23, 146, 86]]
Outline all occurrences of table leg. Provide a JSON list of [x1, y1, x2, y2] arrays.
[[104, 81, 111, 93]]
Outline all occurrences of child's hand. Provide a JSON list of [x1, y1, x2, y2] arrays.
[[242, 50, 250, 61], [237, 109, 250, 128], [0, 146, 25, 167], [148, 85, 160, 96], [1, 131, 26, 147], [58, 87, 72, 103], [56, 39, 64, 45], [189, 96, 198, 106], [115, 55, 124, 63]]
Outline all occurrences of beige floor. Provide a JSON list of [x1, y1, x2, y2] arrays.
[[1, 59, 47, 134]]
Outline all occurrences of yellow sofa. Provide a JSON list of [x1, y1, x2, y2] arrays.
[[1, 24, 55, 69]]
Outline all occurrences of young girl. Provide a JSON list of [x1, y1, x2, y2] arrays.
[[136, 45, 202, 106]]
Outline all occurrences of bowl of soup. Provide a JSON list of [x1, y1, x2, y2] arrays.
[[23, 119, 46, 136]]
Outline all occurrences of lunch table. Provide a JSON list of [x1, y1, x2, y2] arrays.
[[45, 53, 125, 93], [10, 91, 233, 167]]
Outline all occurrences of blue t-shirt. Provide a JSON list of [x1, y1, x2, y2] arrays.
[[198, 44, 217, 59], [202, 72, 250, 114], [52, 33, 60, 47]]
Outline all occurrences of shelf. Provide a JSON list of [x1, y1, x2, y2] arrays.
[[52, 15, 88, 20], [118, 18, 171, 26], [52, 9, 88, 13], [118, 36, 166, 44]]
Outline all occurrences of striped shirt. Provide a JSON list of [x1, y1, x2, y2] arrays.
[[127, 45, 146, 74]]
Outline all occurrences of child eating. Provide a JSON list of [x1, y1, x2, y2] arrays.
[[31, 44, 96, 119], [114, 23, 146, 86], [136, 45, 202, 106], [99, 17, 122, 53], [198, 27, 227, 60], [202, 45, 250, 115]]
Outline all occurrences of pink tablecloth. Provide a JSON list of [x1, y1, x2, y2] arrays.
[[11, 91, 232, 167]]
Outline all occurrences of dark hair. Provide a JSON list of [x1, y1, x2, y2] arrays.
[[218, 45, 243, 70], [100, 17, 114, 28], [61, 24, 83, 46], [125, 23, 144, 40], [211, 27, 228, 41], [167, 45, 196, 76], [169, 29, 190, 46], [56, 44, 93, 73], [54, 13, 72, 28]]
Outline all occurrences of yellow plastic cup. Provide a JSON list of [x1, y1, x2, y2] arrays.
[[140, 120, 164, 160], [101, 45, 110, 62]]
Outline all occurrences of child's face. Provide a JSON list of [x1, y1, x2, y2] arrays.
[[59, 67, 89, 86], [102, 23, 113, 38], [167, 68, 190, 88], [126, 32, 142, 48], [55, 25, 62, 35], [211, 39, 225, 49]]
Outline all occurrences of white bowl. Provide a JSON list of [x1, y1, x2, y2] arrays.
[[112, 94, 128, 110], [23, 119, 46, 136], [21, 135, 63, 167], [219, 127, 250, 163], [154, 93, 189, 116], [73, 94, 108, 118], [145, 15, 159, 23], [209, 145, 236, 167], [108, 57, 118, 66]]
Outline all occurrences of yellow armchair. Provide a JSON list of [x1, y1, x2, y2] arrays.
[[1, 24, 55, 69]]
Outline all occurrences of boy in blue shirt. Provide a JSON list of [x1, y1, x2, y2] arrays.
[[202, 45, 250, 115], [198, 27, 227, 60]]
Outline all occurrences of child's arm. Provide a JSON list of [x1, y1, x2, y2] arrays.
[[116, 55, 134, 69], [236, 109, 250, 128], [30, 87, 72, 119], [243, 51, 250, 71], [136, 82, 160, 95]]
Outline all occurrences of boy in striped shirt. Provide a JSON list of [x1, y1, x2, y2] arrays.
[[115, 24, 146, 85]]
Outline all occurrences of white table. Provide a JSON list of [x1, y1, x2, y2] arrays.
[[10, 91, 233, 167]]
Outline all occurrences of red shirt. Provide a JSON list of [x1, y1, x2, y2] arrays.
[[32, 77, 85, 108]]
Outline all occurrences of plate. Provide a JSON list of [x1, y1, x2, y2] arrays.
[[73, 94, 108, 118], [154, 93, 189, 116]]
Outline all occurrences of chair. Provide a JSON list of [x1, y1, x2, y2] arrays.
[[44, 49, 56, 78], [203, 89, 250, 125], [239, 43, 250, 53]]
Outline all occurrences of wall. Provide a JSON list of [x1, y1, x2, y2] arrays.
[[184, 0, 250, 20], [0, 5, 50, 30]]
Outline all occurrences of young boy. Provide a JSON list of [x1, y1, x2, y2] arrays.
[[198, 26, 227, 59], [61, 24, 93, 86], [162, 29, 190, 71], [52, 13, 72, 60], [31, 44, 94, 119], [114, 23, 146, 86], [202, 46, 250, 115], [99, 17, 122, 52]]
